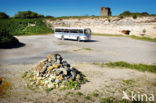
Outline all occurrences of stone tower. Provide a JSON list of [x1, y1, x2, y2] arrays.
[[101, 7, 111, 16]]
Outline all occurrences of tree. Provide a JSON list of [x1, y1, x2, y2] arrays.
[[141, 12, 149, 16], [45, 15, 54, 18], [14, 11, 44, 19], [0, 12, 9, 19], [119, 11, 150, 17], [119, 11, 131, 16]]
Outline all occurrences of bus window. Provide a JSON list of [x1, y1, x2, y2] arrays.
[[70, 29, 76, 33], [64, 29, 69, 33], [55, 29, 63, 32], [55, 29, 59, 32], [79, 30, 83, 34]]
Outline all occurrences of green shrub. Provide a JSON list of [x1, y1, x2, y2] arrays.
[[133, 15, 137, 19], [0, 27, 19, 48], [14, 11, 44, 19], [76, 92, 83, 96], [0, 12, 9, 19], [65, 80, 80, 89], [0, 19, 53, 36], [119, 11, 150, 17], [84, 96, 91, 100], [92, 92, 99, 97]]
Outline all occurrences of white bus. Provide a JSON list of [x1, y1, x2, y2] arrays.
[[54, 27, 91, 42]]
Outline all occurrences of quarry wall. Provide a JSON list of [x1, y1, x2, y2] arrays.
[[47, 16, 156, 38]]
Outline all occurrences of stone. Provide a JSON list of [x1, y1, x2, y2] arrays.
[[62, 61, 68, 67], [76, 74, 81, 80], [55, 79, 60, 84], [47, 66, 53, 71], [36, 79, 41, 85], [71, 71, 76, 80], [41, 64, 48, 74], [36, 73, 40, 77], [48, 83, 55, 88], [56, 59, 61, 64], [55, 69, 62, 75], [56, 84, 59, 88], [53, 63, 61, 69], [62, 68, 69, 75]]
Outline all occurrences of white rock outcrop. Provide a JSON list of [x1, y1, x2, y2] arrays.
[[47, 16, 156, 38]]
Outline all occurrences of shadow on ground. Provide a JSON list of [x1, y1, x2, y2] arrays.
[[61, 39, 99, 42], [0, 42, 26, 49]]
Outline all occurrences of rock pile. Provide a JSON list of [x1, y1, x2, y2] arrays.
[[23, 53, 87, 90]]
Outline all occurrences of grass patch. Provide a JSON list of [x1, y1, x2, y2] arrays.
[[122, 79, 135, 86], [65, 92, 73, 96], [92, 33, 123, 37], [130, 35, 156, 42], [84, 96, 91, 100], [92, 33, 156, 42], [93, 61, 156, 73], [61, 80, 80, 90], [101, 97, 115, 103], [83, 48, 92, 51], [76, 92, 83, 96], [92, 91, 99, 97]]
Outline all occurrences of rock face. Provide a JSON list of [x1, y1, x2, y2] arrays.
[[47, 16, 156, 38], [23, 53, 87, 90]]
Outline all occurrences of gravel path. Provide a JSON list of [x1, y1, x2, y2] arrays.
[[0, 34, 156, 65]]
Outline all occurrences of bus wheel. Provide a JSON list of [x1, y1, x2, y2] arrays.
[[61, 35, 64, 40], [77, 37, 81, 42]]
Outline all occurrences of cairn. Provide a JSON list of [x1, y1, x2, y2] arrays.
[[23, 53, 87, 90]]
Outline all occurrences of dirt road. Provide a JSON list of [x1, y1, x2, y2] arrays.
[[0, 34, 156, 65]]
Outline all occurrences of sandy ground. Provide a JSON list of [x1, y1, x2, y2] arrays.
[[0, 35, 156, 103], [0, 63, 155, 103]]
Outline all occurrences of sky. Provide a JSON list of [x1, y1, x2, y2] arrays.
[[0, 0, 156, 17]]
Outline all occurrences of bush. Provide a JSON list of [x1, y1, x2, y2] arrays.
[[14, 11, 44, 19], [133, 15, 137, 19], [0, 19, 53, 36], [0, 12, 9, 19], [119, 11, 150, 17], [0, 27, 19, 48]]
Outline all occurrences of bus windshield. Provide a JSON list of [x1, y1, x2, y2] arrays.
[[84, 29, 91, 34]]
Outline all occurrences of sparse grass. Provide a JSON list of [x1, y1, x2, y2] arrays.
[[66, 92, 73, 96], [92, 33, 123, 37], [84, 96, 91, 100], [44, 87, 52, 93], [122, 79, 135, 86], [76, 92, 83, 96], [73, 48, 92, 52], [101, 97, 115, 103], [92, 91, 99, 97], [130, 35, 156, 42], [63, 80, 80, 90], [93, 61, 156, 73], [92, 33, 156, 42], [83, 48, 92, 51]]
